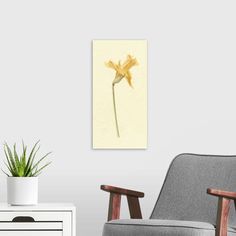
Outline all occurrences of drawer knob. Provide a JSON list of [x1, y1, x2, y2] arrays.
[[12, 216, 35, 222]]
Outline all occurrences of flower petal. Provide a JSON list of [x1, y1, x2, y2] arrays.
[[106, 60, 124, 75], [106, 61, 119, 71], [122, 55, 138, 71], [125, 71, 132, 87]]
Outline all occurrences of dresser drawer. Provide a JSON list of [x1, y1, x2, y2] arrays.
[[0, 212, 71, 235]]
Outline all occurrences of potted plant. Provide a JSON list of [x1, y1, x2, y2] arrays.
[[2, 141, 51, 205]]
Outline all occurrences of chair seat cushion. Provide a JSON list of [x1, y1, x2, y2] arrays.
[[103, 219, 236, 236]]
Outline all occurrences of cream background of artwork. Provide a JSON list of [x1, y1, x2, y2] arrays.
[[93, 40, 147, 148]]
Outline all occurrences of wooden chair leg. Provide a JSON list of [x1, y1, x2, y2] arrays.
[[216, 197, 230, 236], [108, 193, 121, 221], [127, 196, 142, 219]]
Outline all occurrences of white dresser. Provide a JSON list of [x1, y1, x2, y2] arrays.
[[0, 203, 76, 236]]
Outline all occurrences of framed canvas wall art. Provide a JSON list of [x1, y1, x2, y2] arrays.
[[93, 40, 147, 149]]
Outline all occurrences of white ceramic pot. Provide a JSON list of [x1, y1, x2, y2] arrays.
[[7, 177, 38, 205]]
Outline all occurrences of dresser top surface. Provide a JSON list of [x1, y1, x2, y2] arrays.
[[0, 203, 75, 211]]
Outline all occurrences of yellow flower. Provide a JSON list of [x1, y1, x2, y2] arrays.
[[106, 55, 138, 138], [106, 55, 138, 87]]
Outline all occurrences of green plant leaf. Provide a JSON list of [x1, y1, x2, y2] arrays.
[[13, 144, 21, 174], [4, 143, 17, 175], [4, 148, 14, 175], [1, 169, 9, 177], [25, 144, 40, 176], [32, 162, 51, 177], [30, 152, 52, 173], [3, 161, 16, 176]]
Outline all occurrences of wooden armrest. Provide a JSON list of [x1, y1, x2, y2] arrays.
[[207, 188, 236, 200], [207, 188, 236, 236], [101, 185, 144, 198], [101, 185, 144, 221]]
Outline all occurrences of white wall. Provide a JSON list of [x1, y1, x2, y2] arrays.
[[1, 0, 236, 235]]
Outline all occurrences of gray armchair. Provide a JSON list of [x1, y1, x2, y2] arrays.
[[101, 153, 236, 236]]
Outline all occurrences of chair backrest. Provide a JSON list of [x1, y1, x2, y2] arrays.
[[151, 153, 236, 227]]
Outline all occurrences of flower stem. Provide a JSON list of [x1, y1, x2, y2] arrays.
[[112, 84, 120, 137]]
